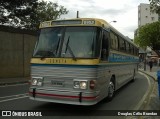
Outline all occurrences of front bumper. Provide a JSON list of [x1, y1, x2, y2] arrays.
[[29, 88, 100, 105]]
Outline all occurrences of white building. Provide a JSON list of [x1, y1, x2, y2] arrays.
[[138, 3, 159, 27], [136, 3, 159, 62]]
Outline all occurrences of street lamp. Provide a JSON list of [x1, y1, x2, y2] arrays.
[[109, 20, 117, 23]]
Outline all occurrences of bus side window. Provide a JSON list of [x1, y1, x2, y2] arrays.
[[101, 30, 109, 60], [126, 42, 130, 53], [110, 31, 119, 50], [119, 37, 126, 52], [130, 45, 134, 55]]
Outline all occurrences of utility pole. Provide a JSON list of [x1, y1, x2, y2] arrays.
[[76, 11, 79, 18], [144, 52, 147, 71]]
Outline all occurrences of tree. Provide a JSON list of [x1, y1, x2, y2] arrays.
[[134, 21, 160, 56], [27, 0, 69, 30], [0, 0, 68, 30], [0, 0, 38, 28], [149, 0, 160, 15]]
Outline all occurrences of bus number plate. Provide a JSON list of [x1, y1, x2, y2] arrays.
[[51, 80, 64, 87]]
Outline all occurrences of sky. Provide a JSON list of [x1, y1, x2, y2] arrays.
[[48, 0, 150, 39]]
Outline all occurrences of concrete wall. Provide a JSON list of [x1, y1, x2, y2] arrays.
[[0, 26, 37, 78]]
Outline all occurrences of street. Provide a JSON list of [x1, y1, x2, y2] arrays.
[[0, 72, 154, 118]]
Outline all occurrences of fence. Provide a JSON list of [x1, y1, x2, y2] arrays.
[[0, 25, 37, 78]]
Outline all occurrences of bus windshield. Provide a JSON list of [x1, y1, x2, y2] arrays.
[[33, 26, 101, 58]]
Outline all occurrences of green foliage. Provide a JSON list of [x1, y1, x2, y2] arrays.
[[0, 0, 38, 28], [149, 0, 160, 15], [29, 0, 68, 30], [134, 21, 160, 50], [37, 1, 68, 22], [0, 0, 68, 30], [134, 36, 145, 48]]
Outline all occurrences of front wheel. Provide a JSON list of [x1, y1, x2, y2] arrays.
[[107, 80, 115, 101]]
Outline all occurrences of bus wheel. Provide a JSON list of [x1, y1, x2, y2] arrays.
[[131, 69, 136, 82], [107, 80, 115, 101]]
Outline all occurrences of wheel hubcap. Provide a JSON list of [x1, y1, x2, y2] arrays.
[[108, 82, 114, 97]]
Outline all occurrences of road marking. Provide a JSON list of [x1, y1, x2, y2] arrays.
[[0, 83, 28, 88], [126, 72, 152, 119], [134, 72, 151, 110], [0, 96, 29, 103], [0, 93, 28, 99]]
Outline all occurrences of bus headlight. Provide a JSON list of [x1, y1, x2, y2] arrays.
[[80, 81, 87, 89], [73, 80, 87, 89], [32, 77, 43, 86], [32, 79, 38, 85]]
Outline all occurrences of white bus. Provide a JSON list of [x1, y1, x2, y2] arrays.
[[29, 18, 139, 105]]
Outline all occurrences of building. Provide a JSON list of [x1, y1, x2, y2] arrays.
[[135, 3, 159, 38], [138, 3, 159, 28], [136, 3, 159, 63]]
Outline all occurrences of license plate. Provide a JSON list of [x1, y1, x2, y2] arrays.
[[51, 80, 64, 87]]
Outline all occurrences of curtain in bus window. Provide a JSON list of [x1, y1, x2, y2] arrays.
[[130, 45, 134, 54], [126, 42, 130, 53], [101, 30, 109, 60], [119, 37, 126, 52], [110, 32, 118, 50]]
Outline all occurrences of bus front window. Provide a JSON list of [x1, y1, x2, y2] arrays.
[[33, 26, 101, 59], [61, 27, 101, 58], [33, 27, 63, 58]]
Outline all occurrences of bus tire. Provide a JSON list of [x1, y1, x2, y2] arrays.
[[131, 69, 136, 82], [107, 79, 115, 101]]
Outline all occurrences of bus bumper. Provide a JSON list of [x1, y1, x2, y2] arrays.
[[29, 88, 100, 105]]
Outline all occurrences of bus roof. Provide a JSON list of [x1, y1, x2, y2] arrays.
[[39, 18, 108, 28]]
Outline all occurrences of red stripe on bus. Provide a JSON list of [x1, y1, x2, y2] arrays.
[[29, 91, 98, 100]]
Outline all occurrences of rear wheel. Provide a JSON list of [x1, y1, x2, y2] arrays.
[[131, 69, 136, 82]]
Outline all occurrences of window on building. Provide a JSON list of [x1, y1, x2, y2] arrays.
[[151, 17, 155, 21]]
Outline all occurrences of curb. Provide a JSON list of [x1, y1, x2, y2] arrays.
[[0, 81, 28, 86], [138, 70, 157, 82]]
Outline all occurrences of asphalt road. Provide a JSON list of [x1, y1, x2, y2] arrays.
[[0, 72, 154, 118]]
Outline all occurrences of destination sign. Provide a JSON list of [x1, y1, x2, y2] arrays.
[[52, 20, 82, 25]]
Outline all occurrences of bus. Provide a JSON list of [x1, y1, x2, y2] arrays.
[[29, 18, 139, 105]]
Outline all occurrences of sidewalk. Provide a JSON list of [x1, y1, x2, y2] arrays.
[[138, 65, 160, 119], [0, 77, 29, 86]]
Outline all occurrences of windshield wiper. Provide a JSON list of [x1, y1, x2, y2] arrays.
[[55, 37, 61, 55], [47, 37, 61, 57], [64, 36, 77, 61], [40, 37, 61, 59]]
